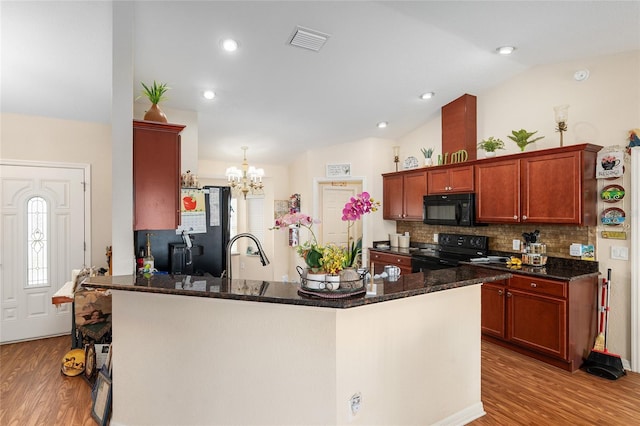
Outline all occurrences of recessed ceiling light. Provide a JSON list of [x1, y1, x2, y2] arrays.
[[496, 46, 516, 55], [203, 90, 216, 100], [221, 38, 238, 52], [420, 92, 435, 100], [377, 121, 388, 129]]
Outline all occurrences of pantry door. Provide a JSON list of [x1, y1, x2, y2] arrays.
[[319, 181, 362, 246], [1, 162, 87, 343]]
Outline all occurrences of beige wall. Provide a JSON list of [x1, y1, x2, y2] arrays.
[[397, 49, 640, 361], [1, 113, 112, 268]]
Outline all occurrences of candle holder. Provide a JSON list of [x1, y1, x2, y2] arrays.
[[393, 146, 400, 171], [554, 104, 569, 147]]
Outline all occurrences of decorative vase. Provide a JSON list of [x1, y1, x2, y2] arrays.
[[305, 271, 326, 290], [484, 151, 496, 158], [339, 267, 361, 289], [325, 274, 341, 290], [144, 103, 168, 123]]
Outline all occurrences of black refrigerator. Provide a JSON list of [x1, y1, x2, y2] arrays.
[[134, 185, 231, 277]]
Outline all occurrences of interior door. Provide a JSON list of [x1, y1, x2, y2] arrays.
[[1, 163, 86, 343], [320, 182, 361, 246]]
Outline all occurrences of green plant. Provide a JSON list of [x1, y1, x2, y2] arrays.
[[508, 129, 544, 152], [140, 81, 170, 105], [420, 147, 434, 158], [477, 136, 505, 152]]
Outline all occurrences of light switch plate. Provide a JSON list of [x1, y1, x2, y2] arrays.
[[611, 246, 629, 260], [512, 240, 521, 251]]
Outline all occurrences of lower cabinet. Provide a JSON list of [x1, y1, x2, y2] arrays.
[[481, 273, 596, 372], [368, 250, 412, 276]]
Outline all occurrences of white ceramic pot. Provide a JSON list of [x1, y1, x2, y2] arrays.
[[398, 235, 410, 248], [305, 272, 326, 289], [484, 151, 496, 158], [325, 274, 341, 290], [389, 233, 401, 247]]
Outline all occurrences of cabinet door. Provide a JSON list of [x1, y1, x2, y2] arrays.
[[521, 151, 582, 224], [402, 170, 427, 220], [426, 169, 450, 194], [383, 174, 404, 220], [475, 159, 520, 223], [481, 280, 507, 339], [133, 121, 184, 230], [449, 165, 474, 192], [507, 289, 567, 360]]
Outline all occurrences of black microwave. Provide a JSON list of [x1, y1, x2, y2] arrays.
[[423, 193, 480, 227]]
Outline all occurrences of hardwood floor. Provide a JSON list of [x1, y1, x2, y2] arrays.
[[1, 336, 639, 425]]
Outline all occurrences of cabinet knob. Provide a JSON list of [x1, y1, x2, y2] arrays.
[[498, 289, 504, 296], [506, 292, 512, 298], [513, 215, 518, 220], [530, 283, 537, 288], [522, 215, 528, 220]]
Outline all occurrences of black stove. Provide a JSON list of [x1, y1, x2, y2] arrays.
[[411, 233, 488, 272]]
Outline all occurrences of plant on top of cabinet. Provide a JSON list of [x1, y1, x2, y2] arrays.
[[139, 81, 170, 123], [508, 129, 544, 152], [421, 147, 434, 166], [477, 136, 505, 158]]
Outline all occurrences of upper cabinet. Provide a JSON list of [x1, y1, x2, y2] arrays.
[[133, 120, 185, 230], [382, 169, 427, 221], [475, 144, 600, 225], [427, 164, 474, 194]]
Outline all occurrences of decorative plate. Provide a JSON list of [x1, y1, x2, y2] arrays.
[[600, 184, 625, 203], [61, 348, 86, 376], [403, 156, 419, 169], [600, 207, 625, 226]]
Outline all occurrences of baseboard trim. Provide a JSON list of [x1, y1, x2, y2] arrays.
[[432, 401, 486, 426]]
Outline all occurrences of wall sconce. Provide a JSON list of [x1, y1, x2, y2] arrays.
[[554, 104, 569, 147], [393, 146, 400, 171]]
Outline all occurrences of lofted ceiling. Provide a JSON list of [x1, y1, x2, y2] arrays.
[[2, 1, 639, 166]]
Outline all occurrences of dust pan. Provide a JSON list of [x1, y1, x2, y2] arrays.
[[582, 269, 626, 380]]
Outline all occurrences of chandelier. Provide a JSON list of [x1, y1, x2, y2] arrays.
[[225, 146, 265, 199]]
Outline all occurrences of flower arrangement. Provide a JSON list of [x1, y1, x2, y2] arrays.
[[341, 191, 381, 268], [272, 191, 380, 274]]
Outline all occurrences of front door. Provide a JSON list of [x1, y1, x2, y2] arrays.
[[1, 163, 86, 343]]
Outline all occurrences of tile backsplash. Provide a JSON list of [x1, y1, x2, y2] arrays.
[[396, 222, 596, 260]]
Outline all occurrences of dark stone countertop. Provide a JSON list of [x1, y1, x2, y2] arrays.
[[81, 265, 510, 309]]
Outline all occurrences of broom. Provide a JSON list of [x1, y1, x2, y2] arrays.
[[593, 277, 606, 351]]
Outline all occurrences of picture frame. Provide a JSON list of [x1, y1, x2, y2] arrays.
[[274, 200, 289, 219], [326, 163, 351, 178], [91, 368, 112, 426]]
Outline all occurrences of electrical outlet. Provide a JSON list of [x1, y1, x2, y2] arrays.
[[282, 274, 288, 282], [349, 392, 362, 417], [240, 262, 245, 270], [433, 233, 438, 243], [512, 239, 521, 251], [570, 244, 582, 257]]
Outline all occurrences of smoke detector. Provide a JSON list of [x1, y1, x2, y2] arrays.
[[288, 26, 330, 52]]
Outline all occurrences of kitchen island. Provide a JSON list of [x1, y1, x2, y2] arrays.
[[83, 266, 509, 426]]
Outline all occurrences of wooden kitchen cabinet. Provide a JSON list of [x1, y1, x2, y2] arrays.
[[441, 94, 477, 161], [382, 169, 427, 221], [427, 164, 474, 194], [369, 249, 412, 276], [475, 144, 599, 225], [481, 279, 507, 339], [481, 272, 596, 372], [133, 120, 185, 230]]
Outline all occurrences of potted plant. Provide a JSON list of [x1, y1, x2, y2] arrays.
[[420, 147, 434, 166], [140, 81, 170, 123], [508, 129, 544, 152], [477, 136, 505, 157]]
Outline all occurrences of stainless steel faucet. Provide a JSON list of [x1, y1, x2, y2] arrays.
[[224, 233, 270, 280]]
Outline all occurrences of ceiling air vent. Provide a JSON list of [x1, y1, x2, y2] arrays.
[[288, 26, 330, 52]]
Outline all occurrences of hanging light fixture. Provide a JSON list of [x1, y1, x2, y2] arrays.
[[225, 146, 265, 199]]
